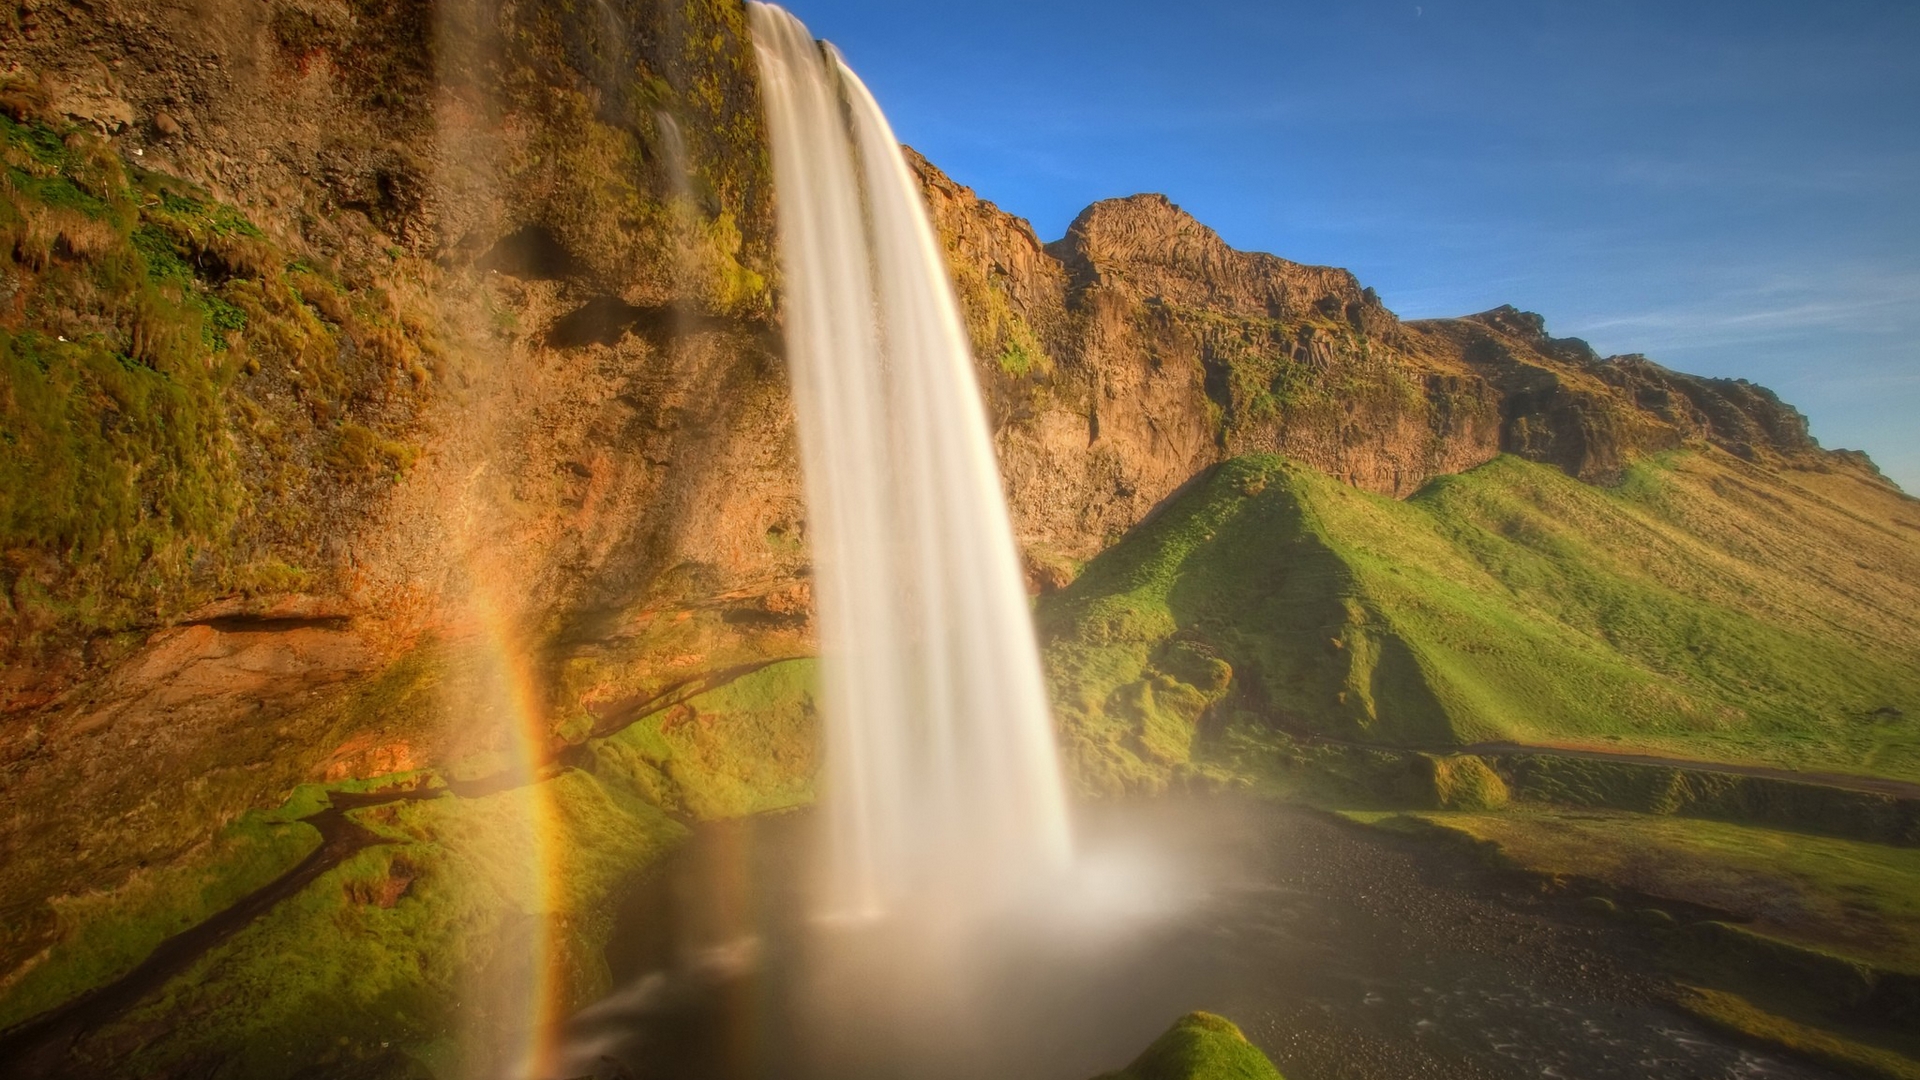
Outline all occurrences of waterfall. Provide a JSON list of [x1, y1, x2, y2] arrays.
[[747, 3, 1072, 921]]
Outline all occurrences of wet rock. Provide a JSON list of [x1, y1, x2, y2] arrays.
[[1633, 907, 1678, 929]]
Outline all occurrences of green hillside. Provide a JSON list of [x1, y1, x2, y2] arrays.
[[1040, 450, 1920, 792]]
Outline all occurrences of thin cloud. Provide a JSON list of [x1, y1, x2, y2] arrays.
[[1566, 272, 1920, 352]]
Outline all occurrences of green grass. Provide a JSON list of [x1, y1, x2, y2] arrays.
[[1094, 1012, 1286, 1080], [0, 643, 455, 1026], [589, 657, 819, 819], [1676, 986, 1920, 1080], [1040, 451, 1920, 791], [43, 656, 818, 1077], [52, 645, 817, 1077], [1385, 808, 1920, 975]]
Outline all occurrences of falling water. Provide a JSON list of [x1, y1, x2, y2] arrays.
[[747, 3, 1072, 921]]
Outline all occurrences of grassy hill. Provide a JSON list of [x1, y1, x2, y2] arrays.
[[1040, 449, 1920, 792], [1041, 446, 1920, 1074]]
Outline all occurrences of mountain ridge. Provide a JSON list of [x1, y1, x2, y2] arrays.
[[915, 165, 1893, 531]]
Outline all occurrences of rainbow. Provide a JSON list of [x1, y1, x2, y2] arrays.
[[461, 572, 568, 1079]]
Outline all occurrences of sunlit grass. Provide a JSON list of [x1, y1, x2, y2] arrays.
[[1041, 450, 1920, 788], [1388, 808, 1920, 973]]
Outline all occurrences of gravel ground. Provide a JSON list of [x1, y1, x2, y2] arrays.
[[559, 798, 1841, 1080]]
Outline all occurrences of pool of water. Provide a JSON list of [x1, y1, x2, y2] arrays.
[[553, 799, 1835, 1080]]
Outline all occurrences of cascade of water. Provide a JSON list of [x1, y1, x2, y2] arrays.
[[747, 3, 1072, 921]]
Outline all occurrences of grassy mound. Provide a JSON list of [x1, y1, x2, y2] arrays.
[[1094, 1012, 1285, 1080], [1039, 451, 1920, 792]]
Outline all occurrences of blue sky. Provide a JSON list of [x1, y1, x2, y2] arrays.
[[778, 0, 1920, 491]]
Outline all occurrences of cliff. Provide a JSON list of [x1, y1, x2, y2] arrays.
[[0, 0, 810, 1040], [913, 156, 1868, 575]]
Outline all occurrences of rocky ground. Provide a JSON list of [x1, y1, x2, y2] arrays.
[[558, 800, 1854, 1080]]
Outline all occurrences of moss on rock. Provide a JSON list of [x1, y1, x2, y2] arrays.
[[1094, 1012, 1286, 1080], [0, 110, 433, 647]]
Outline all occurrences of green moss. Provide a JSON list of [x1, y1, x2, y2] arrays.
[[1094, 1012, 1286, 1080], [0, 639, 462, 1023], [78, 771, 684, 1080], [486, 0, 772, 317], [0, 810, 321, 1030], [590, 658, 818, 819], [0, 112, 431, 642], [998, 337, 1039, 378], [936, 230, 1051, 391]]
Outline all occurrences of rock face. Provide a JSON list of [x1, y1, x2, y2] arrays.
[[0, 0, 800, 993], [0, 0, 1901, 1047], [912, 161, 1860, 570]]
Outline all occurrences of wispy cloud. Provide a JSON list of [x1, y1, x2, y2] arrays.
[[1563, 271, 1920, 353]]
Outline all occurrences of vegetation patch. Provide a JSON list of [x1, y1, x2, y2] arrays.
[[0, 810, 320, 1031], [1674, 985, 1920, 1080], [589, 657, 818, 819], [1093, 1011, 1286, 1080], [0, 110, 432, 646], [1378, 808, 1920, 975], [71, 771, 683, 1080], [1040, 451, 1920, 791], [1490, 753, 1920, 846]]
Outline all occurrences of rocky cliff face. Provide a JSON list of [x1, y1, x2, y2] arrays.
[[914, 160, 1861, 575], [0, 0, 809, 997], [0, 0, 1900, 1059]]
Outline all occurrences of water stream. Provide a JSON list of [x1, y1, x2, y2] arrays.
[[746, 3, 1071, 921]]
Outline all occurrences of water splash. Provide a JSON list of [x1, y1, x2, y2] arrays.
[[747, 3, 1072, 921]]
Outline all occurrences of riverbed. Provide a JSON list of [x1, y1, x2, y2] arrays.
[[554, 798, 1836, 1080]]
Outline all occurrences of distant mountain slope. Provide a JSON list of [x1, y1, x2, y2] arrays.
[[912, 159, 1901, 576], [1040, 449, 1920, 792]]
